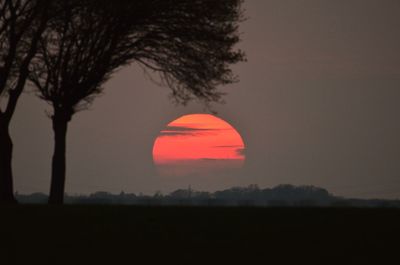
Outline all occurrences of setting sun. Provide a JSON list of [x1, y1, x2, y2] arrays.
[[153, 114, 245, 176]]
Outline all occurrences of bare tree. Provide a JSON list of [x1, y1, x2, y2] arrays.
[[0, 0, 51, 204], [30, 0, 245, 204]]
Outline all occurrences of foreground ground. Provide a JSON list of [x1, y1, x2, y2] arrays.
[[1, 206, 399, 264]]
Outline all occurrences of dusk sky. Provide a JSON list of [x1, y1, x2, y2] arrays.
[[12, 0, 400, 199]]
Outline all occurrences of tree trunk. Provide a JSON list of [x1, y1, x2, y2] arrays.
[[0, 117, 17, 204], [48, 112, 69, 205]]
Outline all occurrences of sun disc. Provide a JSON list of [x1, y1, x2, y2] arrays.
[[152, 114, 245, 176]]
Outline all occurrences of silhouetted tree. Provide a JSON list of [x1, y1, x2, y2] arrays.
[[30, 0, 245, 204], [0, 0, 51, 203]]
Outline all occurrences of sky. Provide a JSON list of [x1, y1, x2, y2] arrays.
[[11, 0, 400, 199]]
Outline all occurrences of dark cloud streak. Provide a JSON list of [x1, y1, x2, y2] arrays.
[[159, 125, 227, 137]]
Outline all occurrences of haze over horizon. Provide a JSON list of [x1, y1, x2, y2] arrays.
[[11, 0, 400, 199]]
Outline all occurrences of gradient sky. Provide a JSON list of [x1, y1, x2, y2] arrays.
[[11, 0, 400, 198]]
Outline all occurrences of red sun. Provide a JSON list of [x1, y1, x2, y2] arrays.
[[152, 114, 245, 176]]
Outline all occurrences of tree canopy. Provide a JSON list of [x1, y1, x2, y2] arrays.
[[30, 0, 244, 116]]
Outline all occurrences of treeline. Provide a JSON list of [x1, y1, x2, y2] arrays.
[[16, 184, 400, 207]]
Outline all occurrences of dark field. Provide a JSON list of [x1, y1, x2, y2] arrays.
[[1, 206, 399, 264]]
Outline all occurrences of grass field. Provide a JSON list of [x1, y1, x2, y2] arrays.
[[1, 206, 399, 264]]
